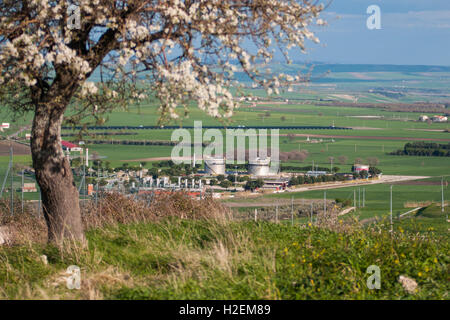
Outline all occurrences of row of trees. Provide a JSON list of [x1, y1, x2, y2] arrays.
[[390, 142, 450, 157], [312, 101, 449, 115], [289, 167, 382, 186], [289, 174, 353, 186], [280, 165, 340, 173], [61, 132, 136, 137], [81, 139, 206, 147]]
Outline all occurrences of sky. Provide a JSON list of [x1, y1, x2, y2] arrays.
[[295, 0, 450, 66]]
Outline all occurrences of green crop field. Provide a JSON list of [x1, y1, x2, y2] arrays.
[[259, 180, 449, 220], [0, 65, 449, 229]]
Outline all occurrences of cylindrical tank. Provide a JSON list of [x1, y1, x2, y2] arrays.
[[204, 157, 226, 175], [248, 157, 271, 176]]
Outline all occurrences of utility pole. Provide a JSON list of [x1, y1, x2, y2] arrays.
[[291, 196, 294, 226], [358, 187, 361, 208], [363, 188, 365, 208], [21, 169, 24, 214], [390, 185, 393, 232], [85, 148, 89, 197], [354, 189, 356, 209], [275, 205, 279, 224], [324, 191, 327, 216], [442, 176, 446, 220], [82, 151, 86, 197], [10, 145, 13, 216], [95, 162, 99, 207], [254, 208, 258, 222], [310, 202, 313, 224], [38, 189, 41, 218]]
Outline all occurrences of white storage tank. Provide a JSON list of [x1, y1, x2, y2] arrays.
[[204, 157, 226, 175], [248, 157, 271, 176]]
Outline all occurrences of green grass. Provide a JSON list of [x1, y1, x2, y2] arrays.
[[394, 204, 449, 236], [0, 218, 448, 299], [255, 181, 450, 221]]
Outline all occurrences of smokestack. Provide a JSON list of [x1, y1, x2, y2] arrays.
[[178, 177, 181, 187], [85, 148, 89, 167]]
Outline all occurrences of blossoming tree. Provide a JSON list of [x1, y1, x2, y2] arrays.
[[0, 0, 325, 243]]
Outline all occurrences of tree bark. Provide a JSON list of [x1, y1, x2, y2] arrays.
[[31, 98, 84, 244]]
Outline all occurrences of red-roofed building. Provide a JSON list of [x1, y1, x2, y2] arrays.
[[432, 115, 448, 123], [61, 141, 83, 153]]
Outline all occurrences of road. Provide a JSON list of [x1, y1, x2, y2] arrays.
[[223, 175, 430, 208], [286, 175, 430, 193]]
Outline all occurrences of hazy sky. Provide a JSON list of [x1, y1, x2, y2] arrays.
[[297, 0, 450, 65]]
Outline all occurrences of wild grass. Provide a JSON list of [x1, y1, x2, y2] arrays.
[[0, 195, 448, 300]]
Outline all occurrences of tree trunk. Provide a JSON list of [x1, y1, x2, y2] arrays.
[[31, 100, 84, 244]]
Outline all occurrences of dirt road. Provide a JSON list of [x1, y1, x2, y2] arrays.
[[0, 140, 31, 156], [223, 175, 430, 208], [287, 175, 430, 193]]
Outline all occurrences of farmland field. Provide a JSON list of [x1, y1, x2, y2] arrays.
[[0, 65, 449, 224]]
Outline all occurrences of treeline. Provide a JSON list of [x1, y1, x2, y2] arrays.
[[390, 142, 450, 157], [311, 101, 449, 115], [81, 139, 207, 147], [289, 174, 357, 186], [289, 167, 381, 186], [61, 132, 137, 137], [280, 165, 340, 173]]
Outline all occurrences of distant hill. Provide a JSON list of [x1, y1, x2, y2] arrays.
[[269, 62, 450, 74], [88, 62, 450, 83]]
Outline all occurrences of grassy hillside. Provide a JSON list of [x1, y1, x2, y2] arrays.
[[0, 193, 448, 300], [0, 218, 448, 300]]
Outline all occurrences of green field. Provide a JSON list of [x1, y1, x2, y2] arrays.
[[0, 217, 448, 299], [0, 65, 449, 301], [0, 66, 449, 223]]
